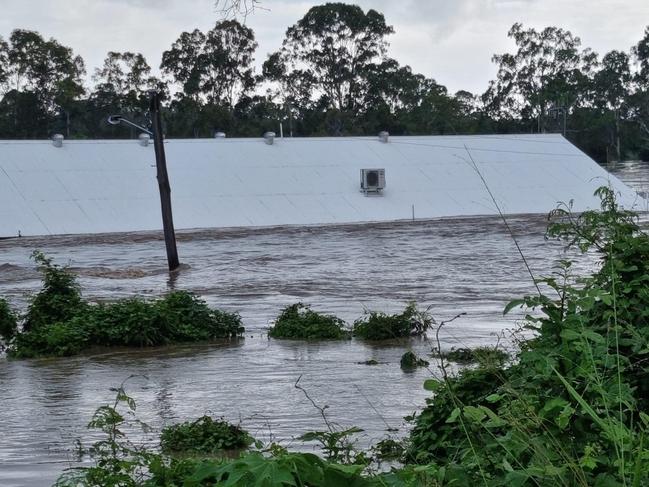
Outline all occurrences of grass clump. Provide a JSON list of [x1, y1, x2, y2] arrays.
[[160, 416, 254, 455], [268, 303, 350, 340], [400, 351, 429, 370], [2, 252, 244, 358], [353, 302, 432, 340]]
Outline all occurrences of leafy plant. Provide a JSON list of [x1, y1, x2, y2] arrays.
[[435, 346, 509, 367], [6, 254, 244, 358], [407, 187, 649, 485], [23, 251, 84, 332], [160, 416, 254, 455], [372, 438, 405, 461], [0, 297, 18, 346], [400, 351, 429, 370], [268, 303, 350, 340], [353, 302, 432, 340]]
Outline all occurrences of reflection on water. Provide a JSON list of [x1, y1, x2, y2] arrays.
[[0, 161, 647, 486]]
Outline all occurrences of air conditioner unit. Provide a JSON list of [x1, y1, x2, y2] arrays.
[[360, 168, 385, 195]]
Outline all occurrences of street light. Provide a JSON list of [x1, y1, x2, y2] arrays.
[[107, 92, 180, 272]]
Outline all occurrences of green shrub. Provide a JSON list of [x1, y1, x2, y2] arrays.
[[400, 351, 429, 370], [160, 416, 254, 455], [436, 346, 509, 367], [372, 438, 405, 461], [407, 187, 649, 485], [23, 251, 84, 332], [0, 298, 18, 345], [268, 303, 350, 340], [353, 302, 431, 340], [7, 254, 244, 358]]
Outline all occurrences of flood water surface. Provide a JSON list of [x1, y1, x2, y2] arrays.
[[0, 161, 647, 486]]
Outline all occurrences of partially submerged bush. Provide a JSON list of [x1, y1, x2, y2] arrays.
[[160, 416, 254, 455], [7, 254, 244, 358], [436, 346, 509, 367], [0, 298, 18, 346], [400, 351, 429, 370], [23, 251, 84, 332], [353, 302, 432, 340], [268, 303, 350, 340]]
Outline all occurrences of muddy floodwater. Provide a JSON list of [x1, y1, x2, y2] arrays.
[[1, 162, 647, 486]]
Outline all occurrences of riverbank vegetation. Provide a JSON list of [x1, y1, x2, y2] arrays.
[[268, 303, 350, 340], [52, 188, 649, 485], [0, 252, 244, 358]]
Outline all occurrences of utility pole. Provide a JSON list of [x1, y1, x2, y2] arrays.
[[149, 91, 180, 271], [107, 95, 180, 272]]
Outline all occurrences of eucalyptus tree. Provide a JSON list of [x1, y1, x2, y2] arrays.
[[0, 29, 85, 137], [592, 50, 632, 160], [484, 23, 597, 133], [161, 20, 257, 107], [630, 27, 649, 145], [267, 2, 394, 118], [7, 29, 85, 111]]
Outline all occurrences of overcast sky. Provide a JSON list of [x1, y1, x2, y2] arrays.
[[1, 0, 648, 94]]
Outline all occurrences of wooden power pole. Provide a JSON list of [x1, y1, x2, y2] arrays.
[[149, 91, 180, 271]]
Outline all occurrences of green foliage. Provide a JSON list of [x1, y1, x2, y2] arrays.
[[299, 427, 366, 465], [268, 303, 350, 340], [400, 351, 429, 370], [160, 416, 254, 455], [353, 302, 432, 340], [23, 250, 84, 332], [56, 386, 438, 487], [0, 297, 18, 345], [8, 254, 244, 358], [437, 346, 509, 367], [372, 438, 405, 461], [407, 187, 649, 485]]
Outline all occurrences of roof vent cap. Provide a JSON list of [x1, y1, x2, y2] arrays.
[[263, 131, 276, 145], [378, 131, 389, 143], [138, 133, 151, 147], [51, 134, 64, 148], [214, 131, 226, 139]]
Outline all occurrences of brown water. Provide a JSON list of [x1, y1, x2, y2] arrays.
[[0, 161, 646, 487]]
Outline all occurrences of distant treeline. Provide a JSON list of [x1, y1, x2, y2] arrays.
[[1, 2, 648, 162]]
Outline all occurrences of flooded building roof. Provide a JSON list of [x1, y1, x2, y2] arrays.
[[0, 134, 642, 237]]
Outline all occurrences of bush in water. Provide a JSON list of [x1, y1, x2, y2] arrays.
[[353, 302, 432, 340], [160, 416, 254, 455], [5, 254, 244, 358], [268, 303, 350, 340]]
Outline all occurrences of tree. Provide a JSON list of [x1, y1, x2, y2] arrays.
[[7, 29, 85, 112], [161, 20, 257, 107], [629, 27, 649, 148], [484, 23, 597, 133], [0, 36, 9, 96], [269, 3, 394, 115], [593, 50, 631, 161]]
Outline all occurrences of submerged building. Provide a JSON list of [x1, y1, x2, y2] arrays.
[[0, 133, 642, 238]]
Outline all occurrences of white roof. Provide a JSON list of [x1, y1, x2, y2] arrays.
[[0, 134, 642, 237]]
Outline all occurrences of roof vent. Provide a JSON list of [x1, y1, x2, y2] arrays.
[[214, 131, 226, 139], [51, 134, 64, 148], [263, 131, 276, 145], [360, 168, 386, 195], [378, 131, 389, 143], [138, 133, 150, 147]]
